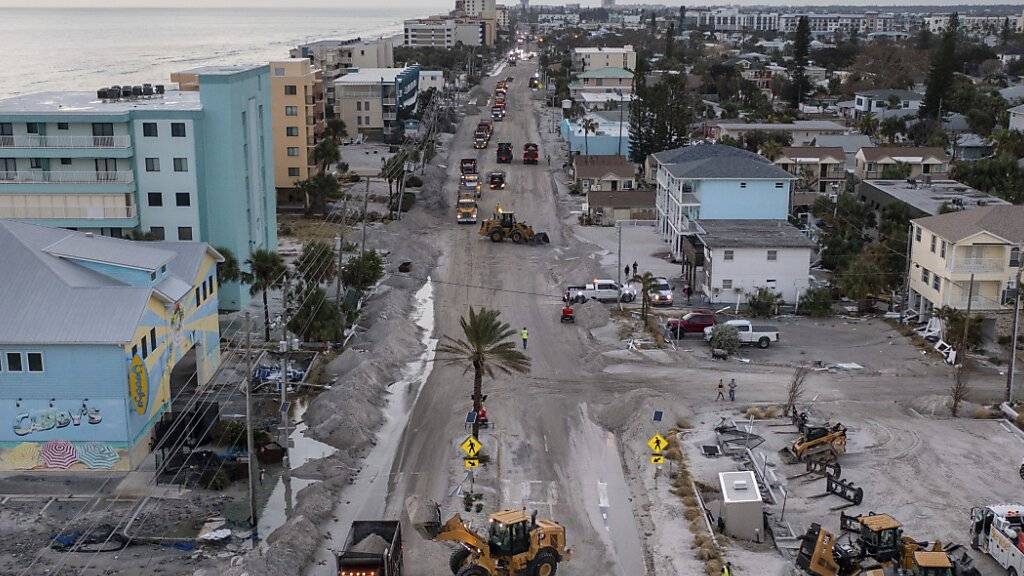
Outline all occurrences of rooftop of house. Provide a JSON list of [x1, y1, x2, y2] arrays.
[[573, 155, 637, 180], [862, 179, 1012, 216], [697, 219, 816, 249], [174, 64, 263, 76], [999, 84, 1024, 102], [575, 45, 635, 54], [912, 205, 1024, 244], [715, 120, 845, 132], [776, 147, 845, 163], [858, 147, 950, 163], [0, 220, 220, 345], [811, 134, 875, 154], [0, 90, 202, 114], [652, 144, 796, 180], [334, 67, 413, 84], [587, 190, 655, 208], [1009, 103, 1024, 114], [578, 92, 635, 104], [855, 89, 925, 100], [576, 67, 635, 79]]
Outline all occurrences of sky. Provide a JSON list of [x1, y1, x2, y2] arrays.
[[0, 0, 1017, 7]]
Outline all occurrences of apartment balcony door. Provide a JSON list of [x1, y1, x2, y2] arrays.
[[0, 158, 14, 181], [95, 158, 118, 181], [91, 123, 115, 148]]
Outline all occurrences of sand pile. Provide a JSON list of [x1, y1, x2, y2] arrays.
[[350, 533, 389, 554], [573, 299, 610, 331]]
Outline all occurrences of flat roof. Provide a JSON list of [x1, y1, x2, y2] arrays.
[[698, 219, 816, 249], [862, 179, 1011, 217], [335, 67, 409, 84], [0, 90, 202, 114], [575, 45, 634, 54], [175, 64, 262, 76], [719, 471, 763, 504], [717, 120, 845, 131]]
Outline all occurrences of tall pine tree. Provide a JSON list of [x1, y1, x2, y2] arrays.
[[628, 57, 651, 164], [921, 13, 958, 120], [665, 23, 676, 61], [787, 16, 811, 110]]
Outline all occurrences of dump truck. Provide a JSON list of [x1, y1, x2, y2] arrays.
[[456, 196, 478, 224], [522, 143, 539, 165], [478, 208, 549, 245], [460, 158, 478, 175], [409, 498, 571, 576], [336, 520, 403, 576], [496, 143, 514, 164]]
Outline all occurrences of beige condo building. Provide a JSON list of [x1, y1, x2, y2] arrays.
[[269, 59, 325, 195]]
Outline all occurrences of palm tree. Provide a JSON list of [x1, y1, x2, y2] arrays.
[[214, 246, 242, 285], [246, 249, 286, 342], [294, 240, 337, 286], [297, 173, 339, 216], [879, 117, 905, 144], [435, 307, 530, 439], [580, 117, 598, 156], [324, 118, 348, 146], [631, 271, 656, 323], [311, 139, 340, 176], [858, 112, 878, 136]]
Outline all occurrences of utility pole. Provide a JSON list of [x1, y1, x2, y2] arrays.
[[1007, 266, 1023, 402], [279, 272, 293, 517], [243, 312, 258, 540], [617, 223, 623, 285], [960, 274, 975, 365], [361, 175, 370, 257]]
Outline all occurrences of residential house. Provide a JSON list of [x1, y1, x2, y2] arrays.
[[852, 89, 923, 119], [854, 147, 950, 180], [0, 220, 223, 471], [856, 178, 1011, 219], [289, 37, 395, 115], [650, 144, 796, 260], [0, 65, 276, 310], [569, 67, 634, 97], [585, 190, 655, 225], [572, 46, 637, 73], [908, 205, 1023, 317], [999, 84, 1024, 104], [419, 70, 445, 94], [950, 133, 994, 161], [811, 133, 875, 171], [707, 120, 845, 146], [269, 59, 326, 197], [333, 66, 420, 135], [690, 219, 814, 304], [572, 155, 637, 192], [559, 109, 632, 157], [773, 147, 846, 208], [1010, 104, 1024, 132]]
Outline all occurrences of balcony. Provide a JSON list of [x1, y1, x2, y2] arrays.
[[0, 170, 134, 184], [382, 98, 398, 106], [0, 135, 132, 149], [948, 257, 1006, 275], [382, 112, 398, 121], [0, 204, 136, 220]]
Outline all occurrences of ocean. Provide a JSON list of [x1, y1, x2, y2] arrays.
[[0, 7, 436, 98]]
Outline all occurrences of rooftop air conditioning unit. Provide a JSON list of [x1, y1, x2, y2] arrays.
[[131, 85, 143, 97], [733, 479, 749, 491], [155, 84, 165, 95], [97, 88, 108, 100]]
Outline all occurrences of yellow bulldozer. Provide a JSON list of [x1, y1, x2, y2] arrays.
[[411, 500, 571, 576], [478, 208, 550, 245], [782, 422, 848, 463], [796, 512, 978, 576]]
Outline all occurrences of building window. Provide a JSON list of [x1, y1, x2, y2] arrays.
[[30, 158, 42, 169], [6, 353, 23, 372], [26, 123, 39, 134], [915, 226, 921, 241], [724, 250, 734, 261], [150, 226, 165, 240], [364, 101, 371, 110], [364, 116, 371, 125], [150, 328, 157, 352], [739, 182, 747, 188], [288, 167, 300, 177], [143, 122, 158, 137], [202, 282, 208, 300], [1012, 247, 1021, 267], [286, 126, 299, 137], [285, 85, 297, 95], [921, 269, 929, 283], [356, 116, 362, 126], [173, 158, 188, 172], [145, 157, 160, 172], [285, 106, 299, 116], [171, 122, 186, 137], [932, 274, 941, 290], [930, 234, 936, 253], [722, 279, 733, 289], [356, 101, 362, 111], [940, 240, 946, 258], [147, 192, 163, 207], [178, 226, 193, 241], [141, 336, 148, 359], [60, 158, 72, 165], [287, 147, 299, 157], [767, 250, 778, 261], [174, 192, 190, 207], [57, 122, 68, 130], [131, 345, 138, 358], [195, 288, 201, 307]]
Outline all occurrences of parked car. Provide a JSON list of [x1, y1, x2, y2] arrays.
[[703, 319, 780, 349], [564, 279, 636, 303], [665, 310, 717, 339], [648, 277, 673, 307]]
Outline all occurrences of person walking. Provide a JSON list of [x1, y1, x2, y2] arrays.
[[521, 327, 529, 350], [728, 379, 737, 402], [684, 284, 693, 305], [632, 261, 638, 277], [721, 561, 733, 576], [546, 154, 551, 166], [624, 265, 630, 279], [716, 379, 725, 401]]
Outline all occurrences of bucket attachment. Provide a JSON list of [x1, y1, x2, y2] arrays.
[[531, 232, 550, 245]]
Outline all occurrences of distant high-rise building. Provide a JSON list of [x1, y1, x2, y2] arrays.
[[601, 0, 615, 9], [521, 0, 529, 12], [290, 37, 395, 115]]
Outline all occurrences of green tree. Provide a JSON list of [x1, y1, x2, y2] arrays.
[[787, 16, 811, 109], [838, 250, 887, 303], [294, 240, 337, 286], [296, 173, 340, 217], [311, 139, 340, 176], [935, 306, 985, 351], [214, 246, 242, 285], [879, 162, 911, 179], [879, 116, 906, 144], [324, 118, 348, 147], [435, 307, 530, 438], [631, 271, 656, 322], [664, 23, 676, 61], [246, 249, 286, 342], [342, 250, 384, 292], [799, 287, 833, 317], [709, 324, 741, 355], [747, 287, 783, 317], [858, 111, 879, 136], [287, 285, 344, 342], [921, 13, 958, 120], [581, 117, 598, 156]]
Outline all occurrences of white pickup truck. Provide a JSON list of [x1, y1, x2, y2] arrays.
[[704, 319, 780, 349], [564, 279, 636, 303]]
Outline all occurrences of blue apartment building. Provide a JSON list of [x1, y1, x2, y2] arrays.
[[0, 221, 222, 471], [0, 64, 276, 310]]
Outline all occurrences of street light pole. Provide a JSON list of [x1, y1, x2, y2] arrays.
[[243, 312, 258, 540], [1006, 266, 1023, 402]]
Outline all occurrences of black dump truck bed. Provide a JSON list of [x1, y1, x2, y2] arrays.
[[336, 520, 402, 576]]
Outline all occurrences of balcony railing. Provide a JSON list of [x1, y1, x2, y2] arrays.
[[382, 98, 398, 106], [0, 205, 136, 219], [382, 112, 398, 121], [0, 135, 132, 149], [0, 171, 135, 184], [949, 257, 1005, 274]]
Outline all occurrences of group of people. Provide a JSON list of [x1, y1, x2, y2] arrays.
[[716, 379, 738, 401]]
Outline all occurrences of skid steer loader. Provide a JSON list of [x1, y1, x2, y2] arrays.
[[408, 498, 571, 576], [478, 209, 550, 245], [781, 422, 848, 464]]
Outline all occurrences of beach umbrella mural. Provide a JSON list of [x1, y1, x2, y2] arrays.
[[40, 440, 77, 469], [2, 443, 41, 470], [76, 442, 120, 469]]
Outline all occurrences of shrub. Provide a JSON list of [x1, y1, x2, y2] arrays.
[[342, 250, 384, 291], [404, 175, 424, 188], [391, 191, 416, 212], [347, 173, 362, 183], [799, 287, 833, 317], [708, 324, 741, 355], [747, 287, 783, 317], [205, 469, 231, 491]]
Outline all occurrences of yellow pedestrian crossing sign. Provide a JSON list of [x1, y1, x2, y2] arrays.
[[650, 454, 665, 465], [464, 458, 481, 469], [460, 436, 483, 458], [647, 433, 668, 453]]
